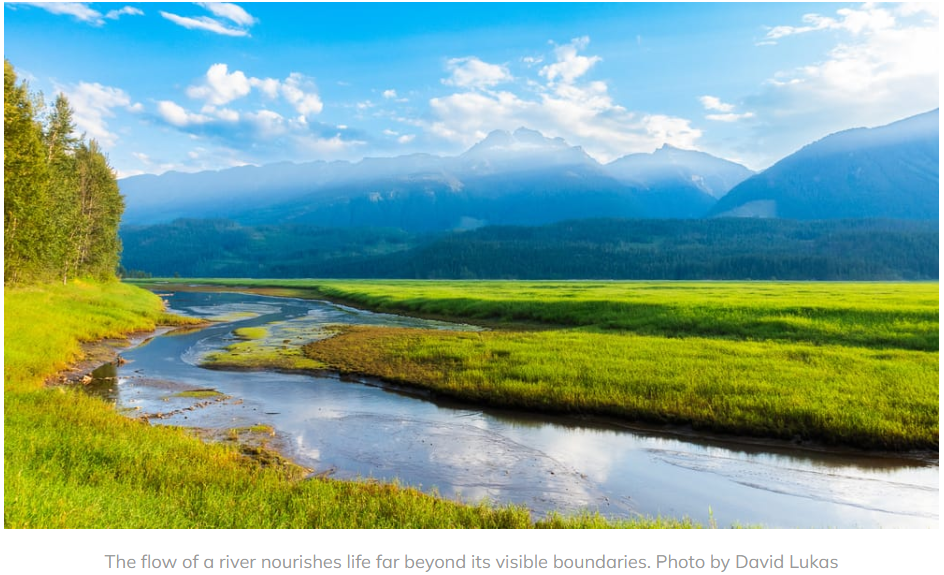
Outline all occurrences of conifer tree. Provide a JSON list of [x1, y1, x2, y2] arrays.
[[4, 59, 51, 283]]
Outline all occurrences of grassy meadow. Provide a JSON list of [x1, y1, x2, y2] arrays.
[[137, 279, 940, 450], [5, 280, 692, 528]]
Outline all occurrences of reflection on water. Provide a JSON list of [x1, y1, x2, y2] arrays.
[[95, 290, 938, 528]]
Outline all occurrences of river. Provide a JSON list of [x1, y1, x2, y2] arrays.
[[88, 290, 938, 528]]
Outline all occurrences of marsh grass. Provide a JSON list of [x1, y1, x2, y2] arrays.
[[135, 279, 939, 351], [7, 280, 686, 528], [144, 279, 937, 449], [304, 326, 938, 449]]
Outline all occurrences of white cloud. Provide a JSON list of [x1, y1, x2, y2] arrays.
[[105, 6, 143, 20], [762, 4, 897, 43], [296, 133, 367, 157], [250, 77, 281, 99], [246, 110, 287, 137], [382, 89, 398, 99], [19, 2, 104, 25], [699, 95, 735, 112], [187, 63, 252, 105], [540, 36, 601, 84], [443, 57, 513, 89], [64, 82, 139, 147], [700, 95, 754, 122], [157, 100, 210, 128], [281, 73, 324, 117], [184, 65, 323, 118], [425, 35, 700, 162], [160, 3, 256, 38], [706, 112, 755, 123], [397, 134, 416, 144], [197, 2, 257, 26], [160, 11, 249, 36], [734, 2, 939, 167]]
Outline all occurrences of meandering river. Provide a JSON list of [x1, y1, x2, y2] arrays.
[[90, 290, 937, 528]]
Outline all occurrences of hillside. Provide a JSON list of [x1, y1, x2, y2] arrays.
[[711, 110, 939, 219]]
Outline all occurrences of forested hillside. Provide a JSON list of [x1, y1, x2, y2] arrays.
[[120, 218, 938, 281], [4, 60, 123, 284]]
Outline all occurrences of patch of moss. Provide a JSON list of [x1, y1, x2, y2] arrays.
[[173, 389, 224, 398], [233, 327, 267, 340]]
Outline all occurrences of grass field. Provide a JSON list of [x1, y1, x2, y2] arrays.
[[5, 280, 692, 528], [134, 279, 940, 451], [145, 279, 939, 351]]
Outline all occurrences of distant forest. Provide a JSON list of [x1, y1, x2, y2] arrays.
[[120, 218, 938, 281], [4, 60, 123, 284]]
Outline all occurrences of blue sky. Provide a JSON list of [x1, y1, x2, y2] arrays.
[[3, 2, 939, 177]]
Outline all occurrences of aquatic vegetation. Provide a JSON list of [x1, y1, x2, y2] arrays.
[[172, 389, 225, 398]]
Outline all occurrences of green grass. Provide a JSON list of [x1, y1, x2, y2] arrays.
[[132, 279, 939, 351], [5, 279, 688, 528], [137, 279, 938, 450], [232, 326, 267, 339], [304, 326, 938, 450]]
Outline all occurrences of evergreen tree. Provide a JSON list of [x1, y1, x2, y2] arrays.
[[4, 59, 125, 284], [43, 93, 82, 282], [73, 141, 124, 279], [4, 60, 51, 283]]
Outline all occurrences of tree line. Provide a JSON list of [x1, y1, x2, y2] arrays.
[[119, 217, 938, 281], [4, 60, 123, 284]]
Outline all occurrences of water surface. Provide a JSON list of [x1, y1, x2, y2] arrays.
[[92, 290, 938, 528]]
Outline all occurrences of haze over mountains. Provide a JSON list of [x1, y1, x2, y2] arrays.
[[119, 111, 939, 280], [119, 127, 755, 229], [120, 110, 939, 229], [712, 109, 940, 219]]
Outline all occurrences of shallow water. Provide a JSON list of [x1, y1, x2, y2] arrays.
[[91, 290, 938, 528]]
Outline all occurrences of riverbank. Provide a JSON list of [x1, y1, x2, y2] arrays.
[[154, 279, 939, 452], [4, 280, 694, 528]]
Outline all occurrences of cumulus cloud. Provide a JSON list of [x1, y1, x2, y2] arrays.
[[443, 57, 513, 89], [281, 73, 324, 117], [425, 36, 699, 162], [63, 82, 140, 147], [184, 65, 323, 118], [157, 100, 210, 128], [186, 64, 252, 105], [382, 89, 398, 99], [161, 3, 257, 37], [734, 2, 939, 167], [699, 95, 735, 112], [540, 36, 601, 84], [250, 77, 281, 99]]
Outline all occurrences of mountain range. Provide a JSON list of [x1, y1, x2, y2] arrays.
[[119, 127, 755, 229], [711, 109, 939, 219], [119, 109, 938, 231]]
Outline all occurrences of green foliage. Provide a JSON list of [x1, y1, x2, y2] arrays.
[[4, 60, 123, 285], [4, 59, 50, 283], [119, 218, 939, 281]]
